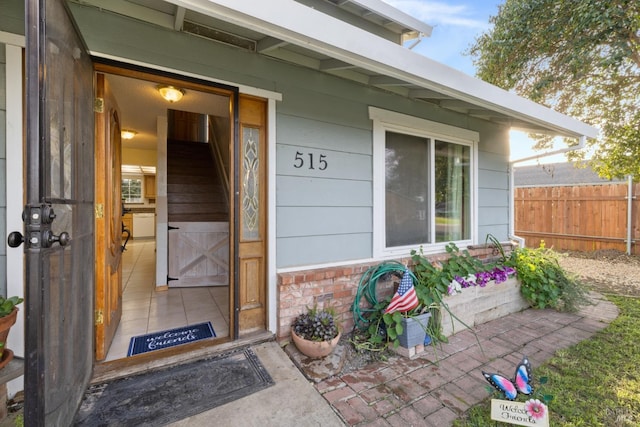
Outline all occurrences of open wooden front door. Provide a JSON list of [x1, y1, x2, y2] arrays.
[[238, 96, 268, 334], [95, 73, 123, 361], [23, 0, 95, 424]]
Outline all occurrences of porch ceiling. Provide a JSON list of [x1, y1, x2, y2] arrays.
[[71, 0, 598, 140]]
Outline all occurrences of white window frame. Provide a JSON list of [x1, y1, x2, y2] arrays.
[[370, 106, 479, 257], [121, 174, 145, 204]]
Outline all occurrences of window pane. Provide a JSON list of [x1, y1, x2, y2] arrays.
[[385, 132, 430, 247], [435, 140, 470, 242], [121, 178, 143, 203], [242, 126, 260, 240]]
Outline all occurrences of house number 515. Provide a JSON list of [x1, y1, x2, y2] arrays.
[[294, 151, 328, 170]]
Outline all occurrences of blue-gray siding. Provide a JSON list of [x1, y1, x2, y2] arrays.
[[60, 4, 512, 268]]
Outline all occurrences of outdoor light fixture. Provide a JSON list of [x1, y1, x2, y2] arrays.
[[121, 129, 137, 140], [157, 85, 185, 102]]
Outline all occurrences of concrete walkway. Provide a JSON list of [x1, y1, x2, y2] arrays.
[[168, 340, 344, 427], [315, 292, 619, 426]]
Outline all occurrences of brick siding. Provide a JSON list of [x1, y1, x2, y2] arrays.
[[276, 244, 511, 340]]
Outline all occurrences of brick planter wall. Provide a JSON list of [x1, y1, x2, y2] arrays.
[[276, 244, 511, 341]]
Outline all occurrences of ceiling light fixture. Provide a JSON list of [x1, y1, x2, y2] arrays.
[[121, 129, 137, 140], [157, 85, 185, 102]]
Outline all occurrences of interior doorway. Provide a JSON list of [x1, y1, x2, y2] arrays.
[[94, 65, 239, 362]]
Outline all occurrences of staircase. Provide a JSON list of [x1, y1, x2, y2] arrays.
[[167, 139, 229, 222]]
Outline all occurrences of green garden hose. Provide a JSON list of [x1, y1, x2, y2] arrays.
[[351, 261, 417, 331]]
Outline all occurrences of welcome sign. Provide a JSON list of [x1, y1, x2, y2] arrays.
[[128, 322, 216, 356], [490, 399, 550, 427]]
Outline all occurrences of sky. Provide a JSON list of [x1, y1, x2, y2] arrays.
[[381, 0, 572, 164], [382, 0, 502, 76]]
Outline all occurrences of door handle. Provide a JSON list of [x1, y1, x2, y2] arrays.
[[42, 230, 71, 248], [7, 231, 24, 248]]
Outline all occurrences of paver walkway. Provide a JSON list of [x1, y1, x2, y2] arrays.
[[315, 293, 619, 426]]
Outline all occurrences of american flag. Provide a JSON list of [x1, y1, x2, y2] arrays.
[[384, 268, 419, 314]]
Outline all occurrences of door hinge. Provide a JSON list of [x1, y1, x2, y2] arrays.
[[95, 203, 104, 219], [94, 97, 104, 113], [95, 309, 104, 325]]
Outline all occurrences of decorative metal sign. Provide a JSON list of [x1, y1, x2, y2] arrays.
[[483, 355, 550, 426], [490, 399, 549, 427]]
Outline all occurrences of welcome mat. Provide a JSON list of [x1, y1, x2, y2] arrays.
[[74, 347, 274, 426], [127, 322, 216, 356]]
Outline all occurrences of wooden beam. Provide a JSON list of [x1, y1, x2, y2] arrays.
[[319, 58, 356, 71], [174, 6, 186, 31], [257, 36, 288, 53]]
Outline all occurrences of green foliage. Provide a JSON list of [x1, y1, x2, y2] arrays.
[[411, 243, 491, 343], [507, 243, 590, 311], [0, 296, 23, 318], [358, 299, 433, 350], [354, 244, 501, 351], [411, 243, 486, 301], [469, 0, 640, 179]]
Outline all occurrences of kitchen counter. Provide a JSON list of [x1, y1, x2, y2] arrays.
[[125, 207, 155, 214]]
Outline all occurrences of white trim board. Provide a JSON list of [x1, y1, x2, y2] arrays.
[[0, 31, 25, 48]]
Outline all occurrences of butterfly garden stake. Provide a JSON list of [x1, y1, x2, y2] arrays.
[[482, 355, 550, 427], [482, 355, 533, 400]]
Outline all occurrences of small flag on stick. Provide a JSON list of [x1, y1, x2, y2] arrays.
[[384, 268, 419, 314]]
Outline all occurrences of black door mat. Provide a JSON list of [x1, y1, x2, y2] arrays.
[[74, 347, 274, 426]]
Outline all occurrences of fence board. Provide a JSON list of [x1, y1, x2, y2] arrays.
[[515, 183, 639, 255]]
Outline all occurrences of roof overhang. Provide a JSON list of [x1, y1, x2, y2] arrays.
[[74, 0, 598, 139], [166, 0, 597, 139], [335, 0, 434, 38]]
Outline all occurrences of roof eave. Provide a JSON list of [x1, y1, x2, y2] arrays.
[[167, 0, 598, 139], [345, 0, 434, 37]]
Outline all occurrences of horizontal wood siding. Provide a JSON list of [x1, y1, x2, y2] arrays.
[[0, 1, 24, 35], [69, 3, 512, 267], [515, 183, 640, 254], [477, 142, 510, 242]]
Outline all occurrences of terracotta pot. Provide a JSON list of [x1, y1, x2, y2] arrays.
[[0, 308, 18, 359], [291, 328, 341, 359]]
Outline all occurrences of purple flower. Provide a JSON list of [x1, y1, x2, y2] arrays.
[[447, 266, 518, 297], [475, 271, 491, 286]]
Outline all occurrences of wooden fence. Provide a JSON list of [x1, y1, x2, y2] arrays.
[[514, 182, 640, 255]]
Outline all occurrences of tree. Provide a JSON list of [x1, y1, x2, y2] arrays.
[[469, 0, 639, 179]]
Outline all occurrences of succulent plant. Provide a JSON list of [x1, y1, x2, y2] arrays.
[[292, 306, 339, 342], [0, 296, 23, 318]]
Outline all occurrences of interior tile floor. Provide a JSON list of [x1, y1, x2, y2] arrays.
[[104, 239, 230, 361]]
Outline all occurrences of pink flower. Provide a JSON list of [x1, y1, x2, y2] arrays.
[[524, 398, 547, 420]]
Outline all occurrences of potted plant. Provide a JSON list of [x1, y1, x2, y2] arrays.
[[291, 305, 341, 359], [0, 296, 24, 368], [350, 262, 437, 351], [396, 309, 432, 348]]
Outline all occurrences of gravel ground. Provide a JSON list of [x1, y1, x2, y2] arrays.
[[557, 249, 640, 297]]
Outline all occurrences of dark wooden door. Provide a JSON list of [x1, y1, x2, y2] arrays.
[[24, 0, 95, 424]]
